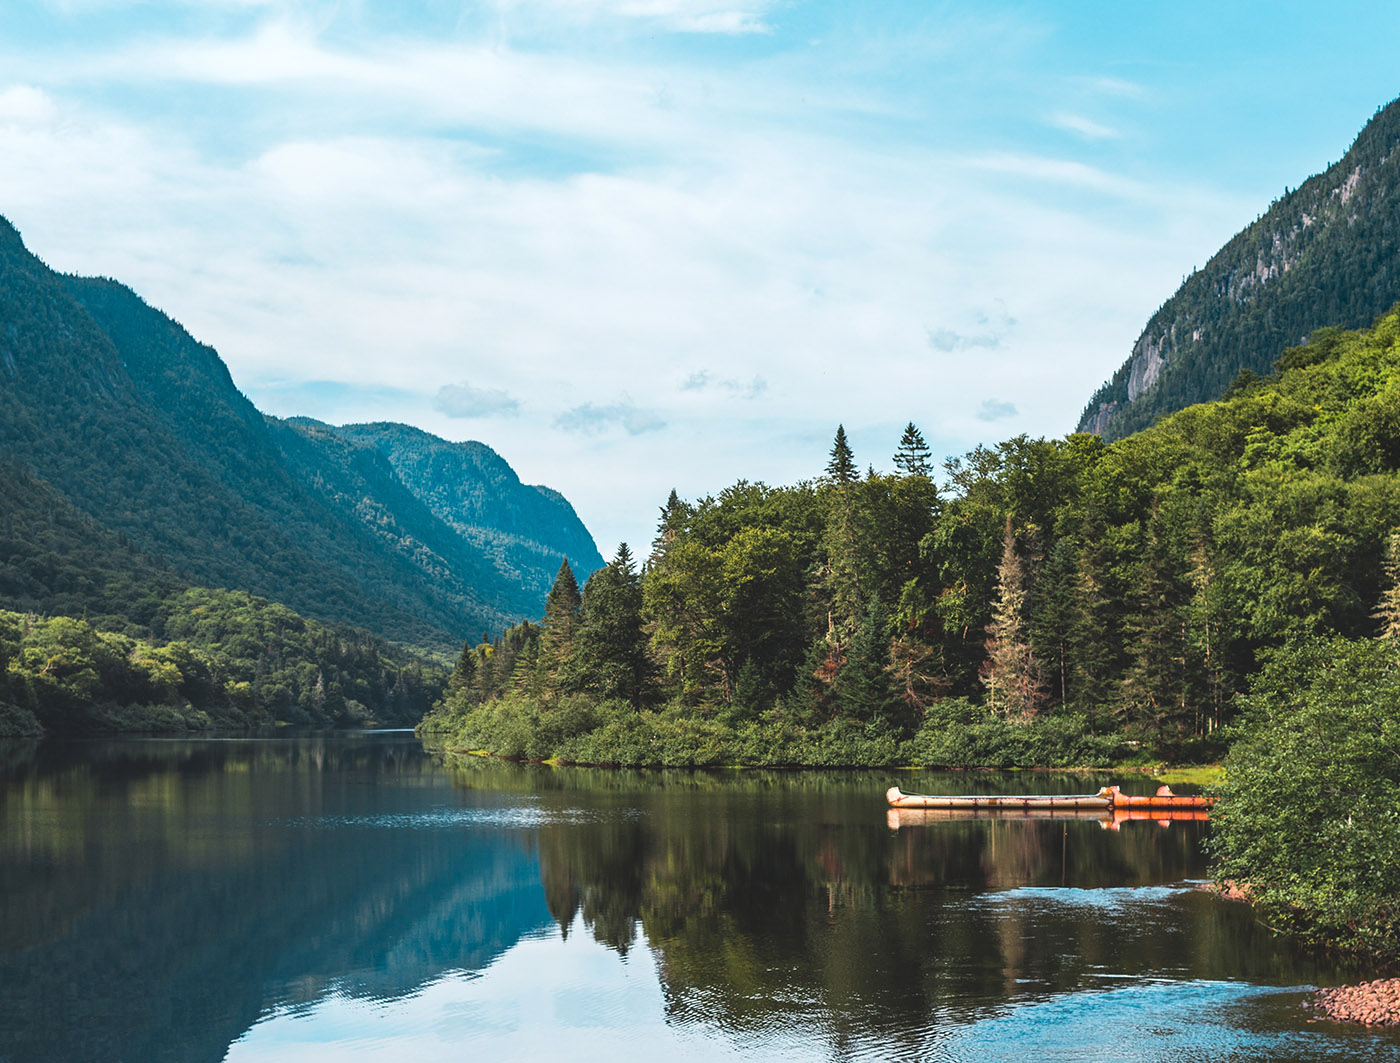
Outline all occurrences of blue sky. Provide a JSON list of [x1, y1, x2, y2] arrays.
[[3, 1, 1399, 554]]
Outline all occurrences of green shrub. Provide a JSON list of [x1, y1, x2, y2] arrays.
[[1209, 637, 1400, 958]]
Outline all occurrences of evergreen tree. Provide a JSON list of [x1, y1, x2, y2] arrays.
[[538, 559, 582, 701], [1185, 526, 1228, 735], [1065, 510, 1117, 725], [1374, 529, 1400, 641], [1032, 535, 1078, 711], [981, 516, 1046, 720], [571, 544, 653, 705], [447, 638, 477, 695], [1119, 506, 1188, 735], [833, 599, 898, 728], [893, 422, 933, 477], [649, 489, 690, 568], [825, 425, 857, 486]]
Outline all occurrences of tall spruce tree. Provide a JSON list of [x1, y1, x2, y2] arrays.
[[1119, 506, 1188, 735], [1375, 529, 1400, 641], [826, 425, 857, 486], [981, 516, 1046, 720], [893, 422, 933, 477], [649, 489, 690, 568], [571, 544, 652, 705], [447, 638, 477, 696], [538, 559, 582, 701]]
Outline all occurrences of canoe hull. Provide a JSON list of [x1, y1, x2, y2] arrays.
[[885, 785, 1214, 811]]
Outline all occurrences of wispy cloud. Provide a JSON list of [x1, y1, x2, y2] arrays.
[[680, 370, 767, 398], [487, 0, 777, 34], [1071, 75, 1148, 99], [1048, 111, 1118, 140], [0, 2, 1273, 556], [976, 399, 1018, 422], [435, 382, 521, 418], [555, 397, 666, 436], [927, 302, 1017, 353]]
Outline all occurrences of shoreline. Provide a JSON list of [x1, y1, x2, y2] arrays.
[[1309, 980, 1400, 1026]]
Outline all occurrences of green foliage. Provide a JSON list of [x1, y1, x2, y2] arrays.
[[906, 699, 1126, 768], [1080, 96, 1400, 440], [1209, 638, 1400, 958], [0, 590, 445, 735], [0, 219, 601, 653], [431, 304, 1400, 773]]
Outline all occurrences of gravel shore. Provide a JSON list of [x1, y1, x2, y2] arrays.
[[1309, 979, 1400, 1026]]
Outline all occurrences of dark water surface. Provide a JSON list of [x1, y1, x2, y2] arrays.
[[0, 732, 1396, 1062]]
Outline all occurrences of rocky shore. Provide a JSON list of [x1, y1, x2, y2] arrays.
[[1309, 979, 1400, 1026]]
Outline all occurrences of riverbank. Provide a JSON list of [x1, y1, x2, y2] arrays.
[[1310, 980, 1400, 1026], [416, 694, 1172, 770]]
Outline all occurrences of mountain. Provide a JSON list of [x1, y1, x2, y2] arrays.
[[1078, 96, 1400, 440], [330, 421, 604, 606], [0, 216, 600, 653]]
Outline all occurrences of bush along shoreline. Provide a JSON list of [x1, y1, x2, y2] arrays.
[[417, 694, 1128, 769]]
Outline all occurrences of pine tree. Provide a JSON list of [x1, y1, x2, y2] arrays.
[[822, 425, 865, 639], [981, 516, 1046, 720], [1375, 529, 1400, 641], [571, 544, 652, 705], [538, 559, 582, 701], [825, 425, 857, 486], [893, 422, 933, 477], [447, 638, 477, 696], [649, 489, 689, 567], [1119, 506, 1188, 736], [834, 599, 897, 728]]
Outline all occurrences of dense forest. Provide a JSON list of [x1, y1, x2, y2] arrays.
[[0, 588, 444, 736], [425, 304, 1400, 770], [1079, 95, 1400, 441]]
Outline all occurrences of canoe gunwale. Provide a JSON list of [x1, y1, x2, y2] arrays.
[[885, 785, 1213, 810]]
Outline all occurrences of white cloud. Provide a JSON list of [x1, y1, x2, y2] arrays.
[[1048, 111, 1119, 141], [1072, 75, 1148, 99], [486, 0, 777, 34], [0, 86, 59, 127], [976, 399, 1018, 422], [435, 382, 522, 418], [555, 398, 666, 436], [0, 13, 1257, 553], [679, 370, 767, 398], [927, 302, 1017, 353]]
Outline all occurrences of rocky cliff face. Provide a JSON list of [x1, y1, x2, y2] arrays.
[[1079, 96, 1400, 441]]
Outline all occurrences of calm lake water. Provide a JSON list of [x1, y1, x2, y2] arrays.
[[1, 731, 1397, 1062]]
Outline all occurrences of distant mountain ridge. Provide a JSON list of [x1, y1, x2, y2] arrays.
[[1079, 96, 1400, 440], [0, 216, 602, 651]]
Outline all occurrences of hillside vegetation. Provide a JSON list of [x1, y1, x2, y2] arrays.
[[0, 217, 600, 653], [1080, 96, 1400, 440]]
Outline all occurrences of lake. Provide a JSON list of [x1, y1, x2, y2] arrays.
[[0, 730, 1396, 1062]]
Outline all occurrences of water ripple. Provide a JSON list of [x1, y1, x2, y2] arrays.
[[278, 805, 640, 830], [973, 884, 1193, 911]]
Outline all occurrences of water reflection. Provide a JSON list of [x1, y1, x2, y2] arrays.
[[1, 739, 1397, 1062], [0, 735, 551, 1063]]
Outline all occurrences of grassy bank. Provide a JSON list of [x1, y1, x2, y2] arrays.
[[418, 694, 1132, 769]]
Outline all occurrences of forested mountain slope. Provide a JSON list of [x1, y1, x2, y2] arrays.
[[1079, 96, 1400, 440], [0, 216, 600, 652], [330, 421, 603, 602]]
